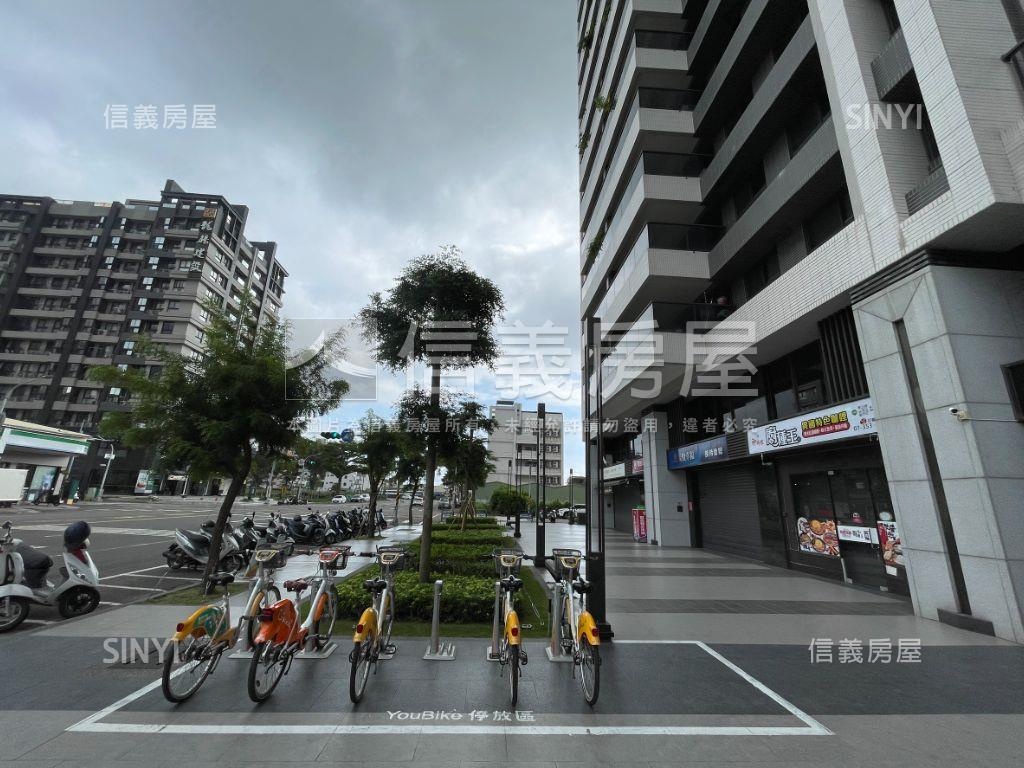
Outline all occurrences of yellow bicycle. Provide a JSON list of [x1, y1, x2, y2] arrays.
[[349, 546, 406, 703]]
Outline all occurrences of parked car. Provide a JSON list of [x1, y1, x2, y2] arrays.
[[330, 495, 347, 504], [356, 493, 371, 503]]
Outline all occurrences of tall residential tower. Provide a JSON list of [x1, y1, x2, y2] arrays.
[[578, 0, 1024, 642]]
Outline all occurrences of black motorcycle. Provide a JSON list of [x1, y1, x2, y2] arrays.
[[285, 511, 336, 546]]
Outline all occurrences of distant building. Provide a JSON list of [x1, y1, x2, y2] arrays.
[[0, 179, 287, 495], [321, 471, 369, 493], [486, 400, 563, 487]]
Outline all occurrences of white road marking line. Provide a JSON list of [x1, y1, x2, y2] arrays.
[[66, 641, 831, 737], [16, 525, 175, 537], [97, 584, 163, 592], [23, 619, 55, 625], [100, 565, 182, 580], [98, 601, 123, 606], [109, 573, 197, 581]]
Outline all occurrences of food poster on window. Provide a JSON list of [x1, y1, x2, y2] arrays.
[[796, 515, 840, 557], [876, 520, 904, 574]]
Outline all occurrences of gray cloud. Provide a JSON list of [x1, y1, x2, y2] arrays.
[[0, 0, 585, 478]]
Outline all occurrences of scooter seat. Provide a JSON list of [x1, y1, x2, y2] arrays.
[[180, 529, 210, 548], [208, 572, 235, 587], [15, 542, 52, 572]]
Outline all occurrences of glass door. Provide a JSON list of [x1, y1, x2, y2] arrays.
[[827, 469, 886, 588]]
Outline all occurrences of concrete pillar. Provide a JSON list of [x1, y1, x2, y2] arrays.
[[854, 264, 1024, 642], [642, 411, 692, 546]]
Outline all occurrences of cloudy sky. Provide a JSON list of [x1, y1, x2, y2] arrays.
[[0, 0, 585, 479]]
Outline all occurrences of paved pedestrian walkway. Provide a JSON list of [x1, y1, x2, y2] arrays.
[[2, 519, 1021, 768]]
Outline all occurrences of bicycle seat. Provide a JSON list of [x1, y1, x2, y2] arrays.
[[362, 578, 387, 592], [208, 572, 235, 587], [284, 578, 310, 592], [500, 576, 523, 592]]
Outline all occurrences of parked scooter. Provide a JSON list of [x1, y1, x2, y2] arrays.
[[285, 510, 336, 546], [163, 518, 245, 572], [0, 520, 100, 632]]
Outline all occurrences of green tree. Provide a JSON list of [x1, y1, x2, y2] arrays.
[[359, 246, 505, 581], [348, 412, 403, 537], [439, 400, 496, 529], [91, 300, 347, 587], [489, 485, 534, 522]]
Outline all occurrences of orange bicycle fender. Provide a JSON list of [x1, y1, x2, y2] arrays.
[[352, 607, 377, 643], [577, 611, 600, 645], [504, 610, 522, 646]]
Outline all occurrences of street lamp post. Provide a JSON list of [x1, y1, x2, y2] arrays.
[[514, 443, 522, 539], [535, 403, 546, 567], [97, 445, 116, 501], [569, 467, 574, 525]]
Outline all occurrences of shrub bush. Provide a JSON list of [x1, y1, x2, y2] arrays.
[[335, 569, 497, 623], [431, 528, 509, 547]]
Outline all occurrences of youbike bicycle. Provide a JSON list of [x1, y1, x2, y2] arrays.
[[238, 547, 288, 649], [551, 548, 601, 705], [490, 548, 527, 706], [348, 545, 406, 703], [161, 571, 240, 703], [247, 546, 351, 703]]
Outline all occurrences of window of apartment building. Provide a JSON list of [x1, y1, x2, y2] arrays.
[[803, 188, 853, 252], [160, 321, 174, 334], [142, 276, 154, 290], [153, 236, 165, 250], [733, 163, 767, 217], [742, 249, 781, 300], [880, 0, 900, 33], [128, 318, 142, 333], [122, 340, 135, 356], [173, 279, 186, 291], [166, 300, 179, 310]]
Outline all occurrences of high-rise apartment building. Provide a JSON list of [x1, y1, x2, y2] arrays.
[[578, 0, 1024, 642], [0, 179, 286, 494], [487, 400, 564, 488]]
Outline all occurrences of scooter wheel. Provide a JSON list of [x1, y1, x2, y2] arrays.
[[57, 586, 100, 619], [323, 532, 337, 545], [0, 597, 30, 632]]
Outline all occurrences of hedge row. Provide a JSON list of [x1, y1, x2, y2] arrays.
[[335, 569, 498, 622], [430, 528, 510, 547]]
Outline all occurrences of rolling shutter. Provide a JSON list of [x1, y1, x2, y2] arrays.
[[698, 464, 761, 560]]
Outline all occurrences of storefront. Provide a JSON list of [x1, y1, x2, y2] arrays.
[[667, 435, 762, 560], [602, 459, 644, 533], [0, 418, 92, 502], [747, 397, 908, 595]]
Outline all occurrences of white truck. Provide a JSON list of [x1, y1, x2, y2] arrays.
[[0, 468, 28, 506]]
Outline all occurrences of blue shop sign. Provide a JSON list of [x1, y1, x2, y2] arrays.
[[667, 435, 729, 470]]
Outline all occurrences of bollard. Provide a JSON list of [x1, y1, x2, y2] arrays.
[[423, 579, 455, 660], [486, 580, 502, 661], [546, 582, 572, 662]]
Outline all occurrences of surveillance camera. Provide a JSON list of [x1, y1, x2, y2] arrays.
[[948, 407, 959, 414]]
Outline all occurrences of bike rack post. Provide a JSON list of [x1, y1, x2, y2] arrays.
[[423, 579, 455, 660], [486, 580, 501, 661], [546, 581, 572, 662]]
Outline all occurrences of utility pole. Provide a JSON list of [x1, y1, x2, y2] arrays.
[[535, 403, 546, 567], [97, 445, 116, 501]]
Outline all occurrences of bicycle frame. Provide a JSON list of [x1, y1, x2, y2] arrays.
[[555, 554, 599, 649], [171, 589, 234, 647], [353, 548, 401, 647], [237, 549, 282, 641], [496, 551, 523, 647], [256, 547, 346, 651]]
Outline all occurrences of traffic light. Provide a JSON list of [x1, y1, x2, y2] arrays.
[[320, 428, 355, 443]]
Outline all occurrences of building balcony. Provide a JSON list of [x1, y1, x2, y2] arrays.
[[708, 115, 841, 276], [905, 164, 950, 215], [581, 152, 706, 309], [870, 27, 914, 103], [580, 28, 695, 196], [588, 222, 719, 323]]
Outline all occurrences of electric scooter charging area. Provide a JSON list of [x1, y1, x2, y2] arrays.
[[66, 640, 831, 738]]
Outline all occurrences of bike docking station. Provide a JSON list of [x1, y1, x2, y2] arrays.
[[228, 640, 338, 660], [486, 579, 502, 662], [422, 579, 456, 660], [545, 581, 572, 663]]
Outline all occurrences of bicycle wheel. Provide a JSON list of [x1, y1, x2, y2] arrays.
[[311, 589, 337, 650], [507, 643, 520, 707], [247, 641, 287, 703], [379, 591, 395, 649], [162, 638, 217, 703], [579, 639, 600, 706], [245, 587, 280, 649], [348, 637, 374, 703]]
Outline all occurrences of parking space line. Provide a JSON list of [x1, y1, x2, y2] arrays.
[[98, 584, 163, 592], [67, 641, 831, 737]]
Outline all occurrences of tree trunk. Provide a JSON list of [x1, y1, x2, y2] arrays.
[[407, 478, 420, 525], [364, 479, 379, 538], [201, 473, 245, 592], [418, 365, 440, 583]]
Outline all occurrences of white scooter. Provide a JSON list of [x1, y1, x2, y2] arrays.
[[0, 520, 101, 632]]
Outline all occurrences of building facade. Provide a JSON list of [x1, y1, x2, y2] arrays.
[[0, 179, 287, 495], [578, 0, 1024, 642], [487, 400, 564, 488]]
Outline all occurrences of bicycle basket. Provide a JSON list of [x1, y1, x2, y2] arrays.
[[493, 548, 523, 576], [245, 547, 288, 577], [551, 548, 583, 581], [318, 545, 352, 572], [376, 545, 407, 571]]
